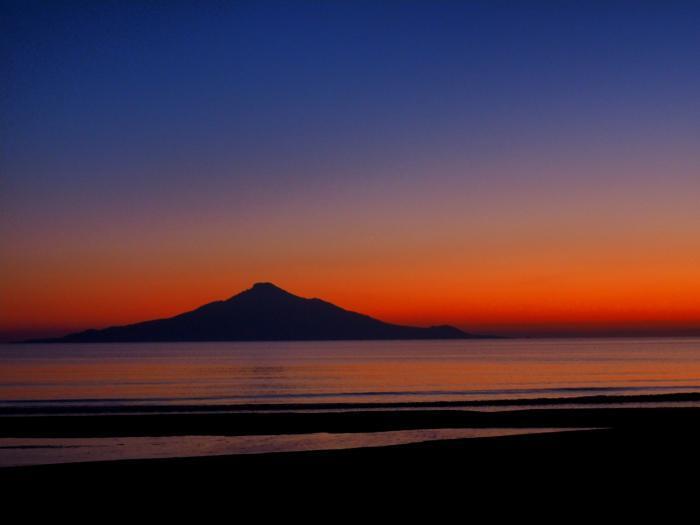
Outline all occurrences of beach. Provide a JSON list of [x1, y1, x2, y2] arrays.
[[2, 395, 700, 498]]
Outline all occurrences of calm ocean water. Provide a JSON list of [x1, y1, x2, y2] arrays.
[[2, 338, 700, 409]]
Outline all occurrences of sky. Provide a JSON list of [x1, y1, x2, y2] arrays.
[[2, 1, 699, 340]]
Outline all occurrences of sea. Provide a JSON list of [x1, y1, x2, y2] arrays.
[[3, 337, 700, 409]]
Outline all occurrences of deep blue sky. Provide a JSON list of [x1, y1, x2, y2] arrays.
[[5, 1, 698, 189]]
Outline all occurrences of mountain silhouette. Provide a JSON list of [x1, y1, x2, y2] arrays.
[[30, 282, 487, 342]]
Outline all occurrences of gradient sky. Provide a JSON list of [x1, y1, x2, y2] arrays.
[[2, 1, 700, 340]]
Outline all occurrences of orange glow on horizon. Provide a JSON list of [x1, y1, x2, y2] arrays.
[[3, 257, 700, 339]]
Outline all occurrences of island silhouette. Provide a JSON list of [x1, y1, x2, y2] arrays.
[[29, 282, 486, 342]]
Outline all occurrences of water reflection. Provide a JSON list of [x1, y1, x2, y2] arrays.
[[2, 338, 700, 407]]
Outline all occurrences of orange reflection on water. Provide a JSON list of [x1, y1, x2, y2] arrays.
[[2, 339, 700, 405]]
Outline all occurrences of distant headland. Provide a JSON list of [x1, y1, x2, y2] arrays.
[[26, 282, 491, 343]]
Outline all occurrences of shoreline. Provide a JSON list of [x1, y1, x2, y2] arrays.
[[2, 391, 700, 416], [1, 393, 700, 441]]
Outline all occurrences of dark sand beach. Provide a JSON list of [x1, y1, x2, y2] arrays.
[[3, 394, 699, 505]]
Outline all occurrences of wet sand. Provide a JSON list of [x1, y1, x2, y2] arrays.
[[1, 428, 592, 468]]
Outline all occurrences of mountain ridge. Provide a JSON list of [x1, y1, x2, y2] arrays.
[[25, 282, 490, 342]]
